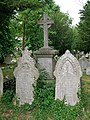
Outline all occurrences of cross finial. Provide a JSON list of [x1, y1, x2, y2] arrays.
[[38, 13, 54, 47]]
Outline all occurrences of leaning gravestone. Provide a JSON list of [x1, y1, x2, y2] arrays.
[[14, 47, 39, 105], [0, 67, 3, 97], [54, 50, 82, 106]]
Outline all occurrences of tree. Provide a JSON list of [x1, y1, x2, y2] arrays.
[[9, 0, 60, 51], [11, 0, 74, 55], [71, 26, 81, 52], [78, 0, 90, 53], [0, 0, 43, 62], [1, 0, 74, 60], [49, 11, 73, 55]]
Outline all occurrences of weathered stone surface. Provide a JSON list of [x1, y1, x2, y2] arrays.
[[86, 67, 90, 75], [14, 47, 39, 105], [34, 13, 58, 79], [79, 56, 89, 73], [34, 47, 58, 79], [54, 50, 82, 106], [4, 54, 12, 64], [0, 67, 3, 97], [38, 13, 54, 47]]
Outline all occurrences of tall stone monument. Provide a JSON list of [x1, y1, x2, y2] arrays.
[[14, 47, 39, 105], [54, 50, 82, 106], [0, 67, 3, 97], [34, 13, 58, 79]]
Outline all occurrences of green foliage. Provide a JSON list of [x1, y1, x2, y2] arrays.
[[78, 0, 90, 53], [33, 68, 55, 109], [4, 78, 16, 93], [0, 18, 14, 62], [32, 69, 83, 120], [2, 64, 15, 79], [1, 90, 15, 107], [49, 100, 83, 120], [71, 27, 81, 52], [10, 0, 60, 51], [0, 0, 74, 58], [9, 0, 74, 55], [0, 71, 90, 119], [49, 11, 73, 55], [0, 0, 43, 62]]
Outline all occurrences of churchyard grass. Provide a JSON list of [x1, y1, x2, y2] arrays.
[[0, 65, 90, 120]]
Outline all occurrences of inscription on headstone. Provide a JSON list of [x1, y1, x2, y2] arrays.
[[54, 50, 82, 105], [14, 47, 39, 105]]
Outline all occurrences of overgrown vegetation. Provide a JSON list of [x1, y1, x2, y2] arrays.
[[0, 66, 90, 119]]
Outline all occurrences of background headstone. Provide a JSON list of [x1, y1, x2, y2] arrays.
[[54, 50, 82, 106], [86, 67, 90, 75], [14, 47, 39, 105], [79, 56, 89, 73], [0, 67, 3, 97], [4, 54, 12, 64]]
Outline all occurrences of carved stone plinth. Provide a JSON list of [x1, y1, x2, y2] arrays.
[[34, 47, 58, 79]]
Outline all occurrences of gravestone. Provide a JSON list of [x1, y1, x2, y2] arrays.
[[54, 50, 82, 106], [89, 52, 90, 60], [86, 67, 90, 75], [0, 67, 3, 97], [14, 47, 39, 105], [34, 13, 58, 79], [79, 56, 89, 73], [4, 54, 12, 64]]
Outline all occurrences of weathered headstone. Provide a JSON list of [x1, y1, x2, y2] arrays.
[[14, 47, 39, 105], [0, 67, 3, 97], [89, 52, 90, 60], [54, 50, 82, 106], [34, 13, 58, 79], [4, 54, 12, 64], [86, 67, 90, 75], [75, 51, 80, 60], [79, 56, 89, 73]]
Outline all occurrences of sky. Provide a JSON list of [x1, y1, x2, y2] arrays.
[[54, 0, 88, 25]]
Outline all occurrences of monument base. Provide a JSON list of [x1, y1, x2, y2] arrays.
[[34, 47, 58, 79]]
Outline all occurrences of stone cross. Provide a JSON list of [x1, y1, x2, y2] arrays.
[[38, 13, 54, 47]]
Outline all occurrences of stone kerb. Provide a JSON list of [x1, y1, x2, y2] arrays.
[[54, 50, 82, 106], [14, 47, 39, 105], [0, 67, 3, 97]]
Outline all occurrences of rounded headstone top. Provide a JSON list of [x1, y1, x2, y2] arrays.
[[65, 50, 70, 54]]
